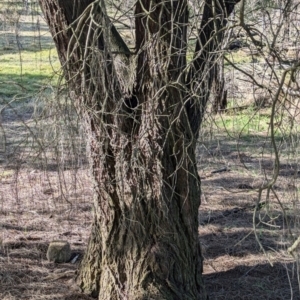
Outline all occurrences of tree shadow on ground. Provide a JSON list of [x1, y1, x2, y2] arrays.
[[201, 227, 287, 260], [0, 72, 57, 97], [204, 262, 300, 300], [0, 223, 47, 232]]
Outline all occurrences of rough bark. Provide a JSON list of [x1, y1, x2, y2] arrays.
[[212, 56, 228, 114], [39, 0, 240, 299]]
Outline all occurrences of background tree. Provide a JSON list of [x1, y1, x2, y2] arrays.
[[38, 0, 239, 299]]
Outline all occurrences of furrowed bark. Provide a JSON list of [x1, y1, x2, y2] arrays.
[[39, 0, 241, 299]]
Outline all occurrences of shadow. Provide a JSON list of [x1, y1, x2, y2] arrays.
[[5, 21, 49, 33], [198, 133, 294, 156], [202, 175, 257, 190], [199, 207, 295, 260], [198, 134, 300, 216], [1, 240, 48, 259], [0, 73, 56, 97], [199, 205, 296, 228], [204, 262, 300, 300], [1, 105, 34, 123], [278, 163, 300, 177], [0, 20, 48, 32], [0, 140, 88, 172], [201, 227, 282, 260], [202, 172, 298, 195], [0, 223, 46, 232], [0, 32, 54, 53], [64, 293, 95, 300], [197, 135, 300, 188]]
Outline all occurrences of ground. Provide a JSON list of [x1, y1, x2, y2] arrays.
[[1, 125, 300, 299], [1, 2, 300, 300], [0, 157, 299, 300], [199, 149, 300, 299]]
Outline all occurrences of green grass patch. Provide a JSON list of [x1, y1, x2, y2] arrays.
[[202, 107, 300, 159], [214, 111, 270, 135], [0, 48, 60, 97], [209, 109, 295, 143], [0, 169, 14, 178], [225, 50, 255, 65]]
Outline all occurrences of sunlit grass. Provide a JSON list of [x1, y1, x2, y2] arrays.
[[0, 48, 60, 97], [214, 111, 271, 136]]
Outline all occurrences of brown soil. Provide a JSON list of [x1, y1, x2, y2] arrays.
[[0, 168, 94, 300], [1, 143, 300, 299], [198, 144, 300, 299]]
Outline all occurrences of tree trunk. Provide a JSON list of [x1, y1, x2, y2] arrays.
[[212, 56, 228, 114], [39, 0, 240, 299]]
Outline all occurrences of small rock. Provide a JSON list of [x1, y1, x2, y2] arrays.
[[47, 240, 72, 263]]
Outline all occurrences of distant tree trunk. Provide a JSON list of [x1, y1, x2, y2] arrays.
[[39, 0, 240, 299], [210, 2, 230, 114], [212, 56, 228, 114]]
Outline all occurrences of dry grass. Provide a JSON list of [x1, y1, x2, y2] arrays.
[[1, 118, 300, 299], [0, 169, 94, 300], [198, 139, 300, 299]]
